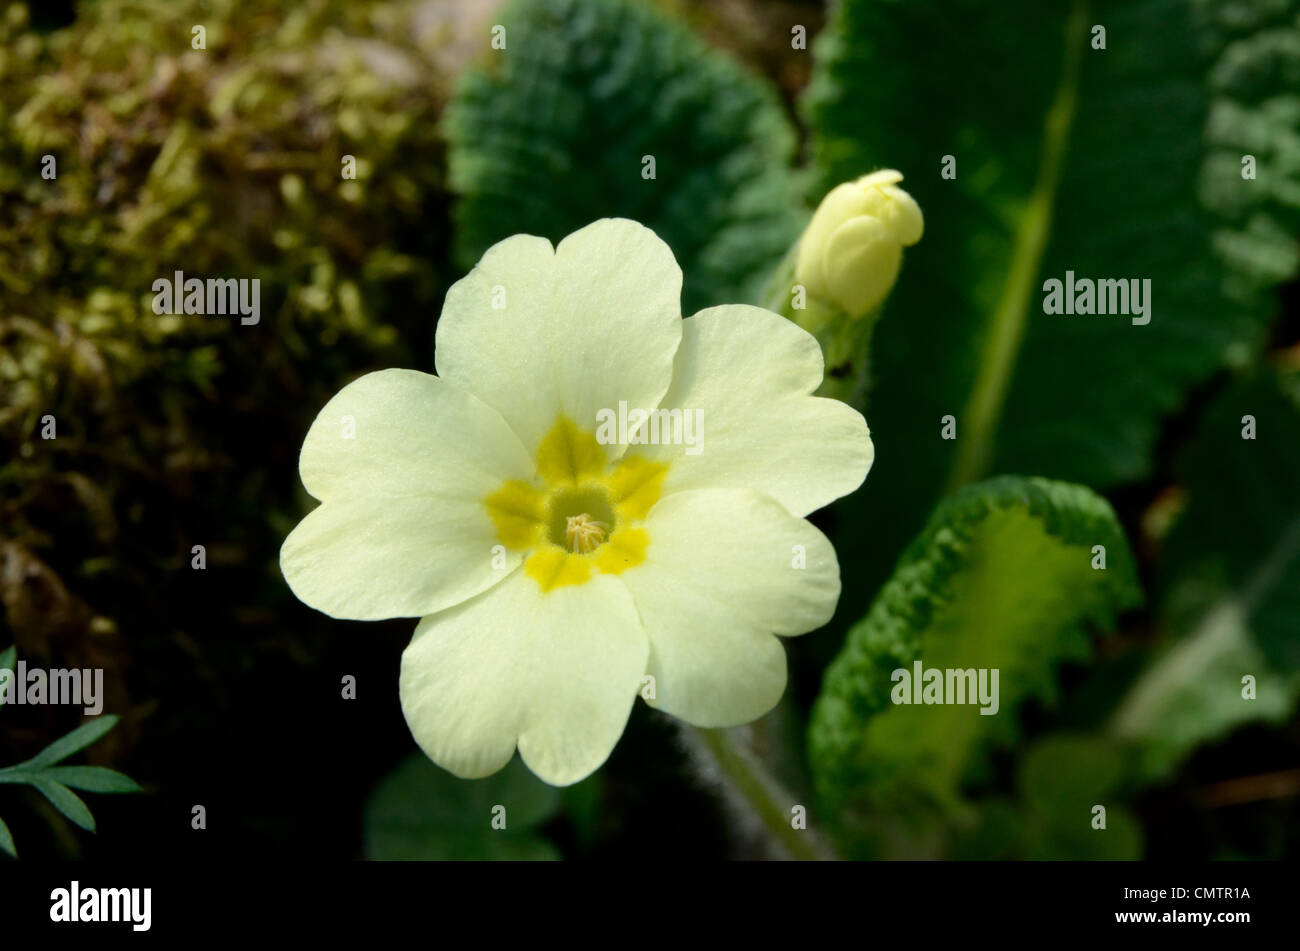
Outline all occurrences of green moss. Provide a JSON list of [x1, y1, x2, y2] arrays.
[[0, 0, 456, 804]]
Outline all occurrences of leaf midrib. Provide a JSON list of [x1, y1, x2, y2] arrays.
[[946, 1, 1089, 491]]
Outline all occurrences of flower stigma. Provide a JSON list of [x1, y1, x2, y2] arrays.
[[565, 514, 609, 554]]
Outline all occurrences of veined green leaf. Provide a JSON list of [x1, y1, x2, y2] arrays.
[[20, 715, 119, 769], [446, 0, 802, 313], [31, 779, 96, 833], [804, 0, 1298, 623], [809, 477, 1141, 814], [1111, 370, 1300, 779]]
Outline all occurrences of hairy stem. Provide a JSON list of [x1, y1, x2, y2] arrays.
[[686, 724, 835, 860]]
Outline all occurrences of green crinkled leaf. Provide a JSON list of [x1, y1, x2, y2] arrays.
[[805, 0, 1298, 625], [364, 753, 563, 861], [809, 477, 1141, 815], [1199, 0, 1300, 289], [446, 0, 802, 313], [1111, 369, 1300, 779]]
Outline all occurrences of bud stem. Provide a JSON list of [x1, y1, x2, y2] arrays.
[[762, 244, 881, 410]]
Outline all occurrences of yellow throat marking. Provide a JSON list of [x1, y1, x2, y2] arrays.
[[484, 416, 667, 591]]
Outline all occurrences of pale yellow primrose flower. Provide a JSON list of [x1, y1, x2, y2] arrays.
[[280, 218, 874, 786], [794, 169, 923, 318]]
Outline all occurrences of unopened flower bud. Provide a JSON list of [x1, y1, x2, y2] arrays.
[[794, 169, 923, 318]]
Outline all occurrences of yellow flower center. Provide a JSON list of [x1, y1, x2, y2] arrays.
[[484, 416, 668, 592]]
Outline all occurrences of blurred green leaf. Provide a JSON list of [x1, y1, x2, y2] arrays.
[[948, 799, 1021, 861], [1016, 733, 1140, 859], [41, 766, 141, 794], [31, 779, 96, 833], [1023, 803, 1142, 861], [364, 753, 563, 861], [20, 715, 119, 769], [1112, 369, 1300, 779], [561, 774, 603, 851], [809, 477, 1141, 815], [0, 815, 14, 858], [1020, 734, 1125, 813], [805, 0, 1299, 625], [446, 0, 802, 313]]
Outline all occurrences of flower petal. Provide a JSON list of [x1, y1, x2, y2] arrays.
[[400, 570, 648, 785], [878, 184, 924, 245], [435, 218, 684, 456], [824, 215, 903, 315], [619, 489, 840, 727], [796, 181, 874, 291], [637, 304, 874, 516], [281, 369, 535, 620]]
